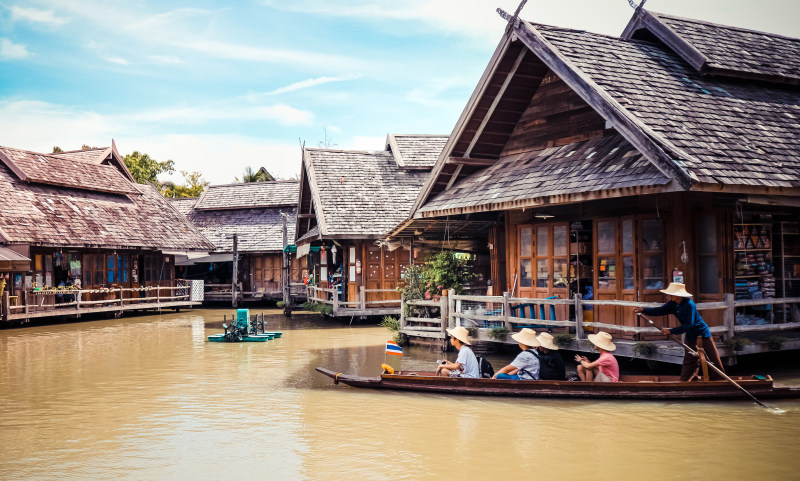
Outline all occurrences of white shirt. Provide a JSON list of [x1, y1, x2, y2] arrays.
[[455, 345, 480, 378]]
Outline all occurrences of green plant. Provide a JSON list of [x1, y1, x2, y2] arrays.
[[398, 263, 425, 301], [380, 316, 400, 332], [633, 341, 656, 357], [553, 333, 573, 347], [392, 331, 408, 346], [725, 336, 752, 352], [421, 250, 475, 300], [488, 326, 509, 340], [276, 301, 287, 308], [300, 301, 333, 316], [765, 335, 788, 351]]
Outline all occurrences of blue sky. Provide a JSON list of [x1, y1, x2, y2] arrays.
[[1, 0, 798, 185]]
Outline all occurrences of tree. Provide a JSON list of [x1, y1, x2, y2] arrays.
[[52, 146, 63, 153], [123, 151, 175, 187], [81, 144, 96, 150], [236, 166, 275, 182], [161, 171, 209, 198]]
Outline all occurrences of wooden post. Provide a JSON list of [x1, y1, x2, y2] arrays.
[[2, 292, 8, 322], [503, 291, 511, 332], [445, 289, 454, 331], [359, 286, 366, 311], [156, 286, 160, 304], [574, 294, 585, 340], [118, 288, 123, 307], [231, 234, 239, 308], [23, 290, 28, 315], [400, 293, 406, 329], [723, 293, 735, 340], [76, 289, 81, 310], [332, 288, 339, 316]]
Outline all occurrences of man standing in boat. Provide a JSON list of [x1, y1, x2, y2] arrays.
[[437, 326, 480, 378], [633, 282, 725, 381]]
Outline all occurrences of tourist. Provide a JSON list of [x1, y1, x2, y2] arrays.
[[536, 332, 566, 380], [575, 331, 619, 382], [437, 326, 480, 378], [492, 328, 541, 380], [633, 282, 724, 381]]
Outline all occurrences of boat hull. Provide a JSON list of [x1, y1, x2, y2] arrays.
[[315, 368, 800, 400]]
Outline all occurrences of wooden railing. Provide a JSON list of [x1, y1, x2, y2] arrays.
[[398, 290, 800, 340], [304, 285, 401, 313], [1, 285, 192, 321]]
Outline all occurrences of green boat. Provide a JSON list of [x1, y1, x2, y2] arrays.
[[207, 309, 283, 343]]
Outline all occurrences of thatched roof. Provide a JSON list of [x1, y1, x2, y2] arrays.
[[0, 145, 212, 251], [195, 180, 299, 210]]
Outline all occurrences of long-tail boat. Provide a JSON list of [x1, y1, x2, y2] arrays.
[[315, 367, 800, 401]]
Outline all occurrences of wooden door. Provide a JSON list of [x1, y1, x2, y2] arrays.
[[347, 245, 358, 304], [365, 245, 382, 305], [595, 219, 618, 327], [516, 225, 534, 298]]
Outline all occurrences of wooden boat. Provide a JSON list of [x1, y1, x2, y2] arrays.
[[315, 367, 800, 400]]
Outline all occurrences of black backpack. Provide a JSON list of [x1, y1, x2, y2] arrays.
[[527, 349, 562, 380], [476, 356, 494, 379]]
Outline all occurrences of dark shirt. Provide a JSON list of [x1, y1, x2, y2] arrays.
[[642, 298, 711, 339], [533, 349, 567, 381]]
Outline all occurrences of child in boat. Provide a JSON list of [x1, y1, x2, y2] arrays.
[[575, 331, 619, 382], [633, 282, 725, 381], [437, 326, 480, 378], [536, 332, 566, 380], [492, 328, 541, 380]]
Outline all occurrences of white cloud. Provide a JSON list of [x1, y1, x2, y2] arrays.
[[149, 55, 183, 64], [9, 5, 68, 26], [126, 102, 314, 126], [104, 56, 129, 65], [265, 75, 361, 96], [0, 38, 30, 59], [343, 135, 386, 152]]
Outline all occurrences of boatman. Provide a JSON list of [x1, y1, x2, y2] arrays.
[[437, 326, 480, 378], [633, 282, 725, 381]]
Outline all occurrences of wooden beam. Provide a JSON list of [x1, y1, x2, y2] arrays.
[[445, 164, 463, 190], [464, 48, 528, 158], [446, 156, 497, 166]]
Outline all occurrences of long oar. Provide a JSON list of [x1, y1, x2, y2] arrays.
[[637, 313, 770, 409]]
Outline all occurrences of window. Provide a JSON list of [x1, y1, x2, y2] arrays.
[[641, 219, 665, 290], [519, 227, 533, 288], [597, 221, 616, 289], [697, 214, 719, 294]]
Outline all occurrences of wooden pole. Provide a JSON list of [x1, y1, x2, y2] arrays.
[[2, 292, 8, 322], [400, 293, 406, 330], [359, 285, 365, 311], [724, 293, 735, 340], [574, 293, 585, 340], [232, 234, 239, 308], [23, 290, 28, 315], [503, 291, 511, 332]]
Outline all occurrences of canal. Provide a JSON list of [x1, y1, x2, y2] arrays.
[[1, 309, 799, 480]]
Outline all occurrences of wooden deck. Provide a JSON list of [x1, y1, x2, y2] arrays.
[[305, 285, 401, 317]]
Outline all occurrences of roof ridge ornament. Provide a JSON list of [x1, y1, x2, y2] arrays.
[[497, 0, 527, 32], [627, 0, 647, 10]]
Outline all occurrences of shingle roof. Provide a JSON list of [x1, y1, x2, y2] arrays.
[[0, 145, 138, 194], [530, 22, 800, 188], [420, 135, 668, 214], [304, 148, 434, 237], [636, 11, 800, 85], [388, 134, 448, 169], [0, 160, 212, 250], [195, 181, 299, 210], [186, 207, 296, 253], [51, 148, 108, 164], [169, 197, 198, 216]]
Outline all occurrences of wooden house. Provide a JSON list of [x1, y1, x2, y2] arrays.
[[392, 9, 800, 339], [173, 180, 303, 303], [0, 142, 213, 322], [295, 134, 447, 315]]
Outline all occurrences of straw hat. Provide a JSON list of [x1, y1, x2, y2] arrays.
[[537, 332, 559, 351], [660, 282, 693, 298], [446, 325, 472, 345], [511, 328, 540, 348], [587, 331, 616, 351]]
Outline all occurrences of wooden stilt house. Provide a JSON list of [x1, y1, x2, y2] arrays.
[[392, 8, 800, 344], [172, 180, 303, 304], [295, 134, 447, 316], [0, 142, 213, 322]]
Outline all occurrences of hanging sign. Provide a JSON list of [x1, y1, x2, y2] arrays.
[[355, 260, 362, 274], [672, 268, 684, 284]]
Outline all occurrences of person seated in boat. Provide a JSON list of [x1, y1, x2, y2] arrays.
[[633, 282, 724, 381], [492, 328, 541, 380], [536, 332, 566, 381], [575, 331, 619, 382], [437, 326, 480, 378]]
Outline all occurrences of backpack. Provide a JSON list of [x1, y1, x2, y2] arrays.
[[476, 356, 494, 379], [527, 349, 562, 380]]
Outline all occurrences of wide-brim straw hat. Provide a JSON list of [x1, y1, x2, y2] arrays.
[[660, 282, 693, 298], [537, 332, 559, 350], [446, 326, 472, 345], [511, 328, 540, 348], [588, 331, 616, 351]]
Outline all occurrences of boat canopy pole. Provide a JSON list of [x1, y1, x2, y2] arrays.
[[638, 313, 770, 409]]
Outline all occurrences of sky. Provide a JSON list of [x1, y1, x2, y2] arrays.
[[0, 0, 798, 185]]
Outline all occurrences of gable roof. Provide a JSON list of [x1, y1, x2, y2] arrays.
[[169, 197, 199, 216], [195, 180, 299, 210], [0, 145, 138, 195], [386, 134, 449, 169], [296, 144, 441, 242], [0, 157, 212, 251], [622, 9, 800, 86], [411, 11, 800, 219], [185, 207, 296, 253], [51, 147, 109, 164]]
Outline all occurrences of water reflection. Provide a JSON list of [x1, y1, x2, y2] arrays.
[[1, 309, 799, 480]]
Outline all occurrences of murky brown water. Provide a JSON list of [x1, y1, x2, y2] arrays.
[[2, 309, 800, 480]]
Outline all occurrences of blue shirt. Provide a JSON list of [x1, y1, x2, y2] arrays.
[[642, 298, 711, 339]]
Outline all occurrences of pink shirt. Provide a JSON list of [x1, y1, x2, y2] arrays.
[[597, 351, 619, 382]]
